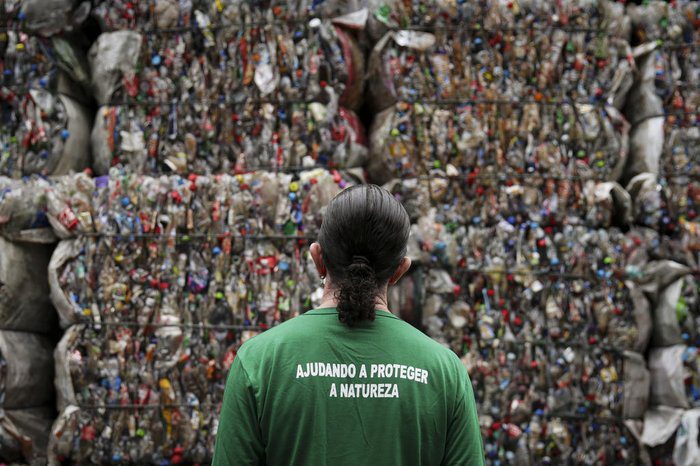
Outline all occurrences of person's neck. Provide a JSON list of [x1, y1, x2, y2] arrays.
[[318, 285, 390, 312]]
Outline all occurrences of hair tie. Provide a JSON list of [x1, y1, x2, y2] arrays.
[[352, 255, 371, 266]]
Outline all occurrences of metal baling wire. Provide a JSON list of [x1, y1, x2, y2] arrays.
[[80, 232, 315, 240], [0, 21, 617, 35], [77, 320, 264, 331]]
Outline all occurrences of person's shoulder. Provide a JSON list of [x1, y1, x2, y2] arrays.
[[237, 313, 316, 357], [387, 317, 461, 364]]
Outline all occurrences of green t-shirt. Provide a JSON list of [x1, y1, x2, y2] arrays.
[[212, 308, 484, 465]]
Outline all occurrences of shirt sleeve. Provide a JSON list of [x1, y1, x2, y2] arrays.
[[441, 358, 485, 466], [212, 354, 265, 466]]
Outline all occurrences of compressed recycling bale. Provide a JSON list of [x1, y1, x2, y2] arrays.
[[384, 173, 634, 232], [664, 120, 700, 177], [0, 90, 91, 178], [0, 32, 55, 91], [0, 406, 55, 466], [46, 169, 360, 328], [0, 176, 57, 244], [367, 0, 629, 41], [45, 169, 359, 239], [627, 1, 697, 45], [0, 330, 54, 409], [50, 323, 248, 464], [368, 26, 632, 112], [90, 102, 367, 175], [48, 234, 323, 329], [0, 237, 56, 334], [92, 0, 366, 30], [92, 0, 192, 30], [367, 101, 629, 184], [49, 401, 217, 465], [87, 18, 364, 109]]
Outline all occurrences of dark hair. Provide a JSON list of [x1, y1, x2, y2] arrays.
[[318, 184, 410, 326]]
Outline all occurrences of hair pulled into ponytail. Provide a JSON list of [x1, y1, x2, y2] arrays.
[[336, 256, 377, 326], [318, 185, 410, 326]]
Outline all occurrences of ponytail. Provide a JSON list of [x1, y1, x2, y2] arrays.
[[336, 256, 377, 326], [318, 184, 410, 327]]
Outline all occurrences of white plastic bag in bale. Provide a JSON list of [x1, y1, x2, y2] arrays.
[[0, 90, 91, 178], [628, 280, 653, 353], [623, 350, 650, 419], [673, 408, 700, 466], [623, 44, 668, 181], [0, 176, 57, 244], [88, 31, 142, 105], [0, 330, 54, 409], [626, 117, 665, 180], [0, 237, 56, 334], [625, 44, 666, 124], [641, 405, 684, 447], [47, 239, 85, 328], [648, 345, 698, 409], [53, 324, 80, 411], [0, 406, 54, 466], [640, 260, 692, 301], [19, 0, 90, 36]]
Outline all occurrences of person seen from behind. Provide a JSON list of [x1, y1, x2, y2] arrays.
[[213, 184, 484, 465]]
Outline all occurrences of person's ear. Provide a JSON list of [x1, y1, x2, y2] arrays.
[[310, 243, 327, 278], [388, 257, 411, 285]]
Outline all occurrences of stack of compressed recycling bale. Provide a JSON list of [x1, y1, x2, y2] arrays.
[[0, 176, 58, 465], [1, 2, 95, 462], [0, 0, 698, 463], [45, 168, 360, 463], [362, 1, 658, 463], [87, 3, 367, 175], [622, 3, 700, 465]]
